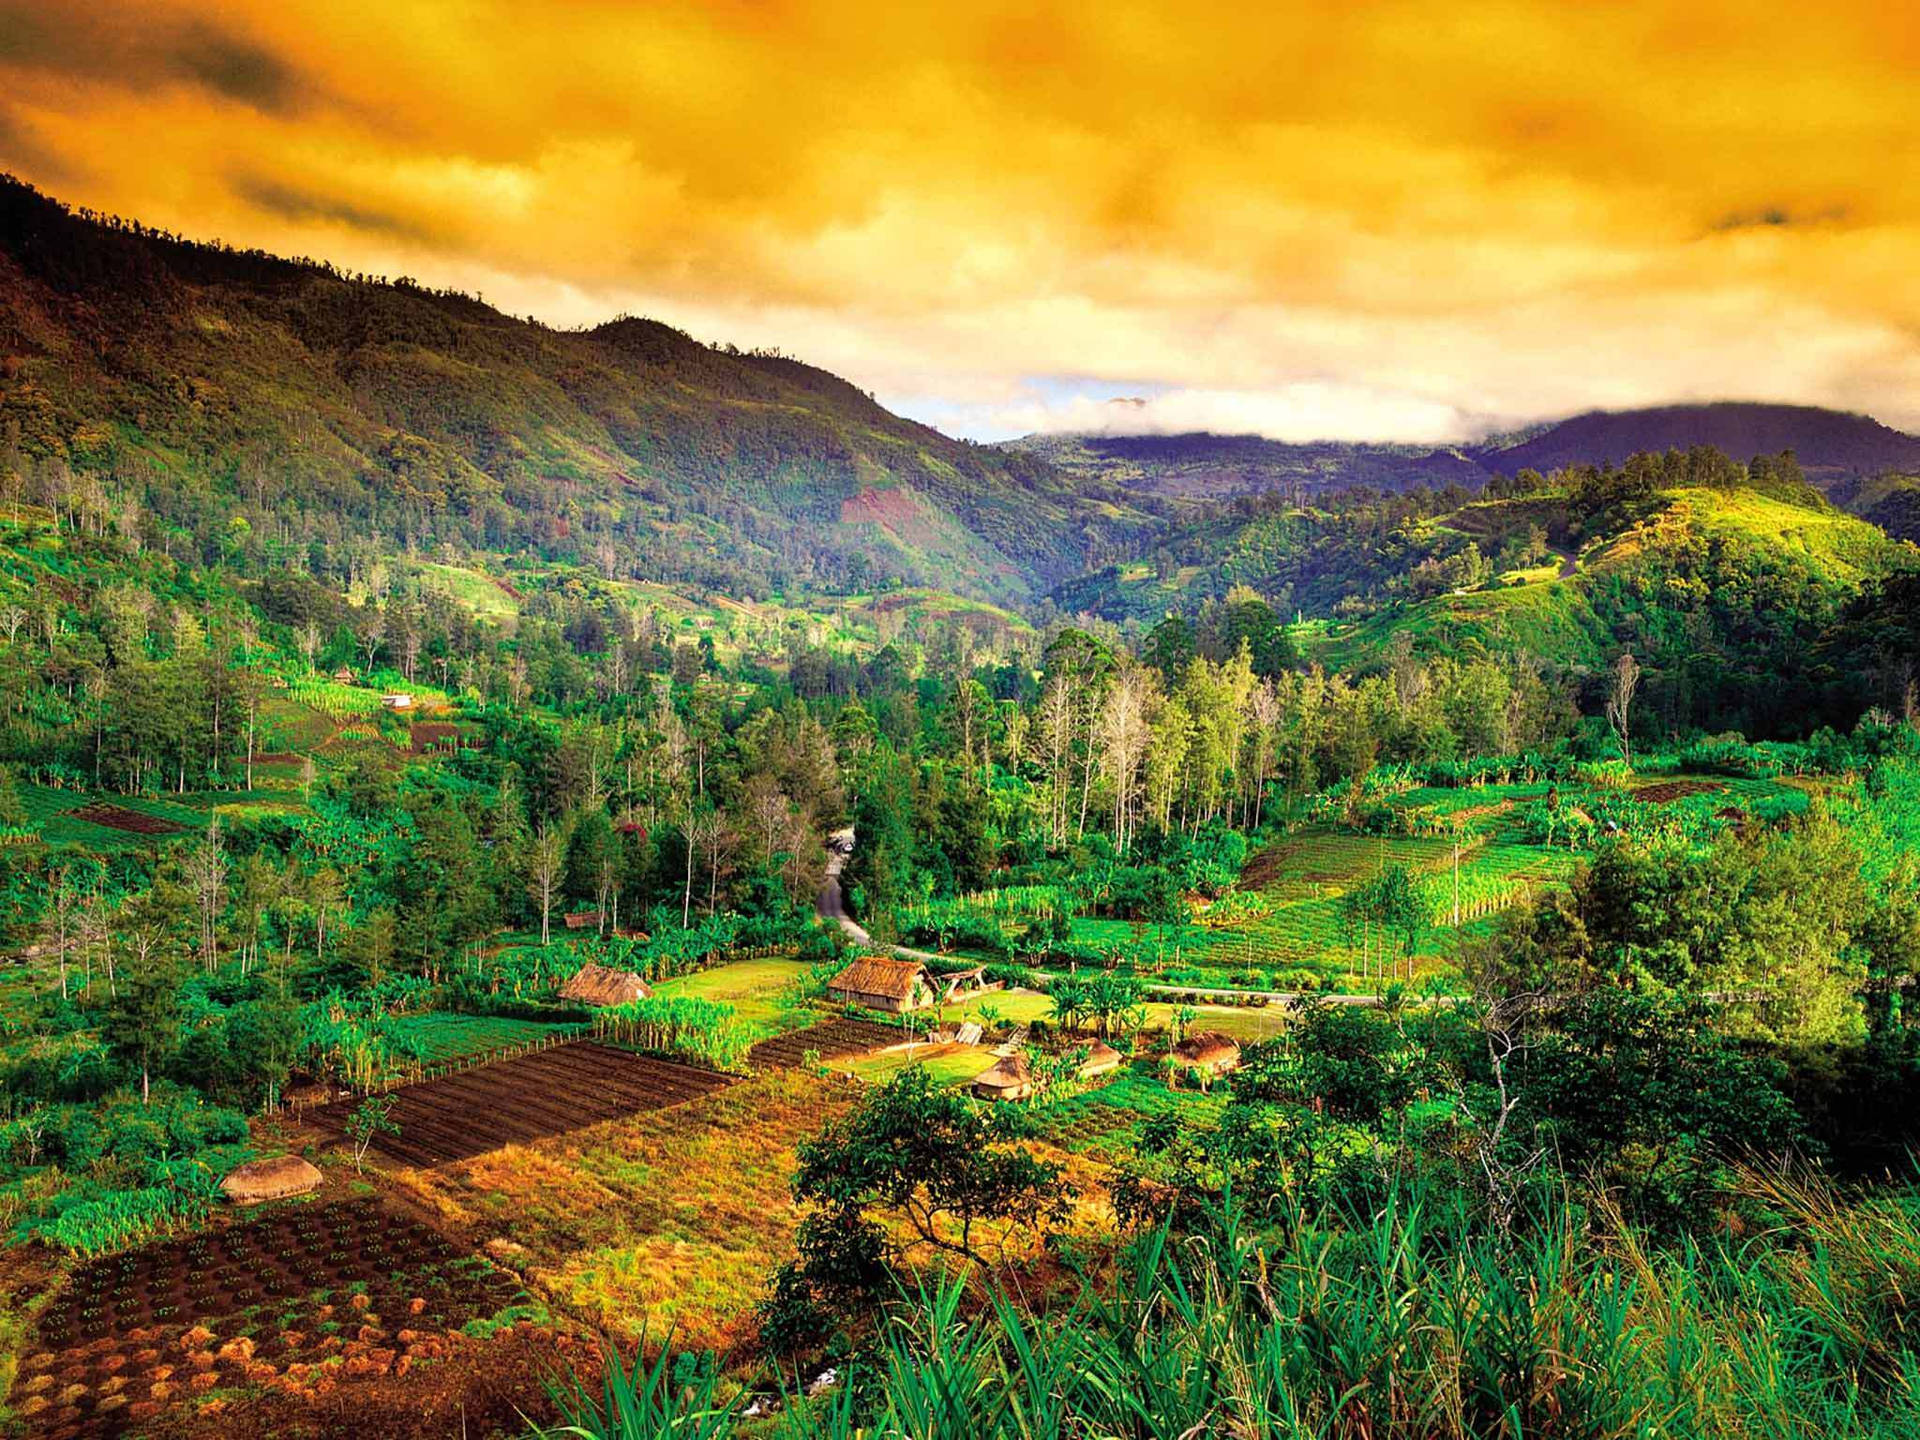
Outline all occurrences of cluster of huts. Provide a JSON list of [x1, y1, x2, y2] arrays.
[[554, 952, 1244, 1107]]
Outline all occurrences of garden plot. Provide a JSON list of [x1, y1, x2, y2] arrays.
[[311, 1043, 735, 1166], [10, 1199, 528, 1440], [747, 1017, 905, 1069], [65, 803, 188, 837]]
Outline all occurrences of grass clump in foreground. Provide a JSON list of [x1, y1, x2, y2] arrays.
[[533, 1167, 1920, 1440]]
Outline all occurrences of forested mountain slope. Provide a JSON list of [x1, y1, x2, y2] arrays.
[[0, 175, 1153, 605], [1056, 449, 1919, 736], [1480, 402, 1920, 488]]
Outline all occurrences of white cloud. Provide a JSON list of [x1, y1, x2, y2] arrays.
[[972, 383, 1476, 445]]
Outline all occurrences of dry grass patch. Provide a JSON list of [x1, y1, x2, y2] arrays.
[[389, 1069, 854, 1355]]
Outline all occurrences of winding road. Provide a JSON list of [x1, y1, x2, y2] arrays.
[[816, 828, 947, 965]]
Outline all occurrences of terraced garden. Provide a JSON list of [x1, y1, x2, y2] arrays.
[[16, 785, 208, 851], [9, 1199, 531, 1440], [309, 1043, 735, 1166]]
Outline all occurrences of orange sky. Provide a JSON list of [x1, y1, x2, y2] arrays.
[[2, 0, 1916, 439]]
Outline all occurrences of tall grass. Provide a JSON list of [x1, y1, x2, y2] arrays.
[[530, 1168, 1919, 1439]]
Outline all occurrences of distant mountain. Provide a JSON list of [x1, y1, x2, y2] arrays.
[[1476, 403, 1920, 487], [1006, 404, 1920, 513], [1001, 431, 1485, 503], [0, 175, 1154, 605]]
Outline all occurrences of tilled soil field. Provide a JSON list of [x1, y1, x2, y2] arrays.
[[1633, 779, 1727, 804], [748, 1017, 905, 1069], [310, 1042, 736, 1166], [65, 803, 188, 836], [9, 1199, 530, 1440]]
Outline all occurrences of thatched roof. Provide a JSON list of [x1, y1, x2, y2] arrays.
[[1078, 1041, 1124, 1077], [1172, 1030, 1241, 1068], [558, 963, 650, 1007], [563, 909, 604, 931], [972, 1052, 1032, 1099], [220, 1155, 323, 1204], [828, 956, 927, 1002]]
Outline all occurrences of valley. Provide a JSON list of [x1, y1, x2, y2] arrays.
[[0, 174, 1916, 1440]]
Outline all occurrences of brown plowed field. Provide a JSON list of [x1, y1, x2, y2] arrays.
[[12, 1199, 526, 1440], [749, 1017, 904, 1069], [1633, 779, 1726, 804], [65, 804, 187, 836], [311, 1043, 736, 1166]]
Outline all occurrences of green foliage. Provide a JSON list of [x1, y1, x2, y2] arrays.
[[766, 1066, 1073, 1352], [555, 1170, 1920, 1440], [591, 996, 755, 1070]]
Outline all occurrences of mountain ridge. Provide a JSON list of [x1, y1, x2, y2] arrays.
[[0, 173, 1155, 606], [1001, 403, 1920, 508]]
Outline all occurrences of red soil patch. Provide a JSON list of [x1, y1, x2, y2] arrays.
[[1633, 780, 1726, 804], [839, 486, 945, 550], [66, 803, 188, 836], [408, 724, 474, 755]]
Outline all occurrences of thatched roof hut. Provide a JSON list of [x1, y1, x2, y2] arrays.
[[1077, 1040, 1125, 1080], [563, 909, 604, 931], [1171, 1030, 1241, 1075], [827, 956, 932, 1013], [558, 963, 650, 1007], [220, 1155, 323, 1204], [972, 1052, 1033, 1102]]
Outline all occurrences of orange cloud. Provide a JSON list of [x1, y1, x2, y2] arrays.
[[1, 0, 1916, 435]]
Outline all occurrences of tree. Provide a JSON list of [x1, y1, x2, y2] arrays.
[[182, 815, 228, 973], [345, 1094, 400, 1172], [789, 1066, 1072, 1268], [526, 820, 567, 944], [104, 893, 186, 1105], [1605, 651, 1641, 767]]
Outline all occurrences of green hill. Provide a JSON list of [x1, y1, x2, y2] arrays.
[[1307, 483, 1916, 734], [0, 174, 1154, 606]]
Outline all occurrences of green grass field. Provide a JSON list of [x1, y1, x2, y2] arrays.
[[1031, 1069, 1227, 1158], [839, 1042, 1000, 1087], [380, 1013, 587, 1065], [651, 957, 818, 1032]]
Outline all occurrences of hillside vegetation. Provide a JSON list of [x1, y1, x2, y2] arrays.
[[0, 175, 1153, 607], [1056, 448, 1917, 735]]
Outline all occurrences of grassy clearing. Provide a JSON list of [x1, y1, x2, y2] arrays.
[[839, 1042, 998, 1088], [412, 559, 522, 621], [377, 1013, 587, 1066], [651, 957, 818, 1033]]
